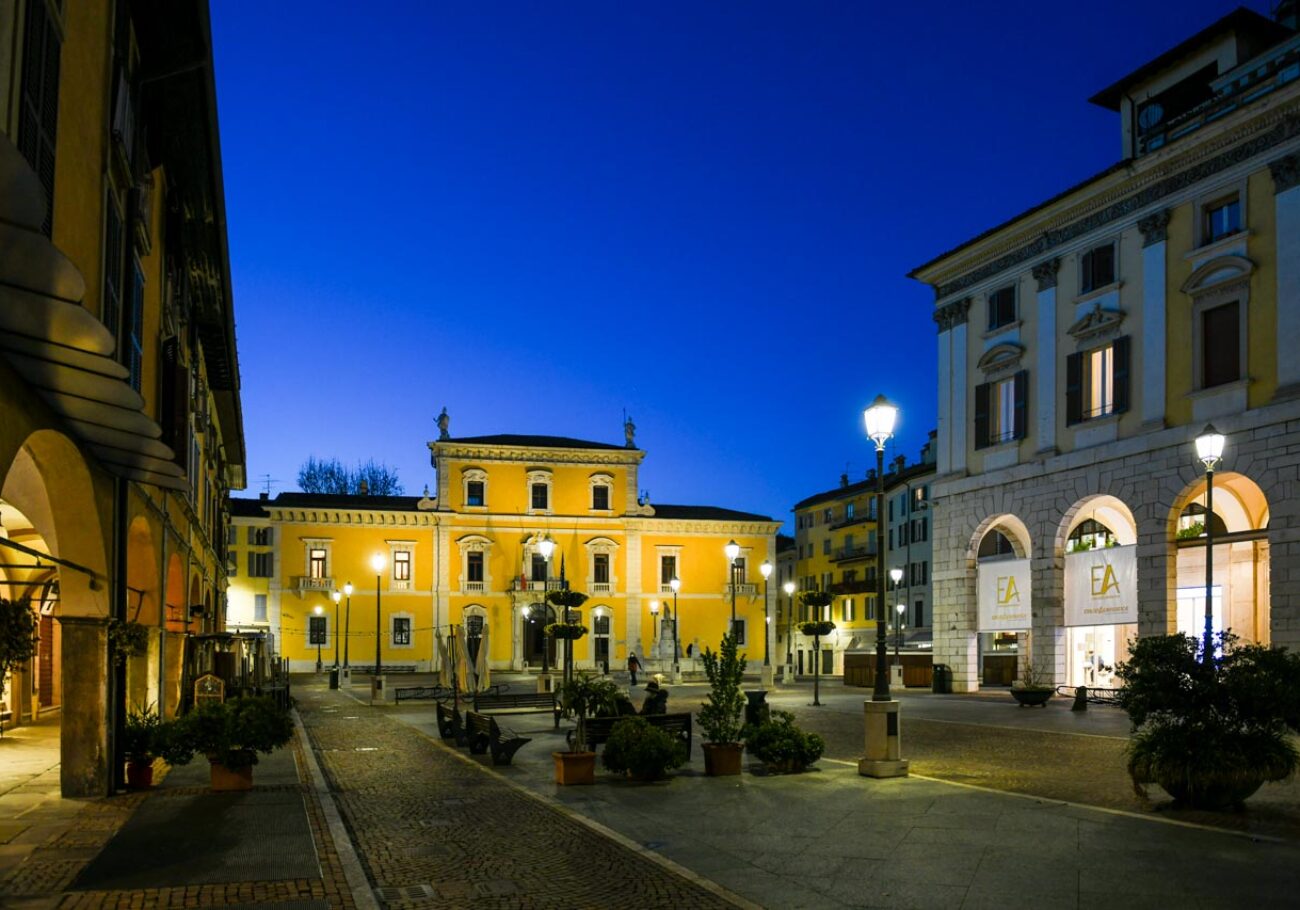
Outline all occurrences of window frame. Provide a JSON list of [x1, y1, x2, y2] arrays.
[[1079, 240, 1117, 295], [1194, 180, 1248, 248], [986, 284, 1017, 332]]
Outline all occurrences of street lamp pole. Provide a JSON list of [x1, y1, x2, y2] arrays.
[[783, 579, 795, 679], [649, 600, 660, 665], [342, 582, 353, 669], [313, 604, 324, 672], [537, 535, 554, 676], [371, 553, 386, 681], [760, 560, 773, 667], [889, 568, 904, 672], [1195, 425, 1225, 663], [670, 576, 681, 680], [895, 602, 905, 667], [331, 590, 342, 668], [865, 394, 899, 702], [725, 540, 740, 636]]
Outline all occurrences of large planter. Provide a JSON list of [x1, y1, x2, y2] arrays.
[[209, 757, 255, 791], [1010, 687, 1053, 708], [126, 760, 154, 790], [553, 750, 596, 786], [703, 742, 743, 776], [1159, 777, 1265, 810]]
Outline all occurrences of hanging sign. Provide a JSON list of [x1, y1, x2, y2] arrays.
[[1065, 544, 1137, 626], [977, 558, 1032, 631]]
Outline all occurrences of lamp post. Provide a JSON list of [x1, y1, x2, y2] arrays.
[[783, 579, 795, 681], [313, 604, 324, 671], [342, 581, 353, 670], [889, 567, 904, 674], [537, 535, 554, 676], [1195, 425, 1225, 663], [724, 540, 740, 637], [895, 602, 906, 667], [760, 560, 773, 667], [865, 395, 899, 700], [331, 590, 342, 668], [649, 599, 660, 663], [371, 553, 386, 697], [670, 576, 681, 681]]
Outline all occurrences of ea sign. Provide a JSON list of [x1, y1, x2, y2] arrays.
[[977, 558, 1032, 632]]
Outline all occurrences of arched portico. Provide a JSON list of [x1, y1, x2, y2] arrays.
[[968, 515, 1033, 687]]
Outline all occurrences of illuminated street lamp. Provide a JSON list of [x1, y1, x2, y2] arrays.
[[760, 560, 773, 667], [371, 553, 386, 681], [725, 539, 740, 633], [313, 604, 324, 671], [1195, 425, 1226, 663], [889, 567, 904, 670], [783, 579, 796, 677], [864, 394, 898, 701], [537, 534, 554, 674], [895, 602, 906, 668], [670, 576, 681, 679], [342, 581, 353, 669], [331, 590, 342, 668]]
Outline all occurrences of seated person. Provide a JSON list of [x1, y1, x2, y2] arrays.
[[640, 679, 669, 715]]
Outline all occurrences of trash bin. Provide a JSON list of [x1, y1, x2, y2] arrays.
[[329, 668, 339, 690], [932, 663, 952, 694], [744, 690, 770, 727]]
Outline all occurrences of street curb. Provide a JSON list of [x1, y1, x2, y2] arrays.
[[402, 714, 761, 910], [292, 708, 381, 910]]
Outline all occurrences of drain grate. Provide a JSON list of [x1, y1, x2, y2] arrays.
[[375, 883, 435, 903]]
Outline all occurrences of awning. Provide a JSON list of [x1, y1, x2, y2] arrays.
[[0, 137, 187, 491]]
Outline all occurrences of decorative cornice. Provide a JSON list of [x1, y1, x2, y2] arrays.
[[1137, 209, 1171, 247], [933, 297, 971, 333], [433, 443, 645, 466], [1271, 153, 1300, 194], [931, 111, 1300, 299], [1031, 258, 1060, 291], [266, 507, 441, 527]]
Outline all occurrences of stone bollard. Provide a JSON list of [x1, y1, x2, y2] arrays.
[[1072, 685, 1088, 712]]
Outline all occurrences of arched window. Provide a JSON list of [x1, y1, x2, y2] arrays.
[[1176, 501, 1227, 539], [1066, 518, 1116, 553], [978, 530, 1017, 559]]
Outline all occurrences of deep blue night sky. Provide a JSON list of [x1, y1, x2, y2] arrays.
[[210, 1, 1268, 526]]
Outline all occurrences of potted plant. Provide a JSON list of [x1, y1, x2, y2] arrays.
[[699, 632, 747, 775], [161, 696, 294, 791], [0, 598, 38, 722], [799, 589, 836, 707], [554, 673, 621, 785], [1010, 662, 1054, 707], [601, 716, 686, 782], [1117, 632, 1300, 810], [743, 710, 825, 774], [122, 705, 163, 789], [108, 618, 149, 666]]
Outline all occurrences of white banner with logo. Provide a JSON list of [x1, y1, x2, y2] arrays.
[[1064, 544, 1137, 627], [977, 558, 1032, 632]]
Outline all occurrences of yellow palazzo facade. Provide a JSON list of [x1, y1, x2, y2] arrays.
[[233, 428, 781, 673]]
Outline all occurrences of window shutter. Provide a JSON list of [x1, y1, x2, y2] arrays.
[[1065, 351, 1083, 426], [974, 382, 991, 449], [1012, 370, 1029, 440], [160, 337, 189, 472], [18, 0, 61, 236], [1113, 335, 1131, 414]]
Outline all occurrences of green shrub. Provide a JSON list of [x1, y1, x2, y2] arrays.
[[122, 705, 163, 763], [743, 710, 825, 771], [699, 633, 746, 743], [557, 674, 623, 751], [163, 696, 294, 769], [0, 597, 38, 703], [1116, 632, 1300, 808], [601, 717, 686, 780]]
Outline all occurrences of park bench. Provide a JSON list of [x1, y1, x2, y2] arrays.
[[570, 712, 693, 759], [394, 685, 452, 704], [351, 664, 418, 675], [436, 702, 465, 744], [466, 710, 532, 766], [472, 691, 561, 729]]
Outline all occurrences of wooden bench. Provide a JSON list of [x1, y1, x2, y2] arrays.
[[466, 711, 532, 766], [436, 702, 465, 744], [395, 685, 451, 703], [472, 691, 561, 730], [572, 712, 693, 759]]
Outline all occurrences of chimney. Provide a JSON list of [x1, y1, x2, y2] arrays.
[[840, 473, 849, 488], [259, 491, 268, 501]]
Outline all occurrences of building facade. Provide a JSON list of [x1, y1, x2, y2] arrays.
[[790, 436, 936, 675], [911, 8, 1300, 691], [0, 0, 244, 795], [230, 423, 781, 675]]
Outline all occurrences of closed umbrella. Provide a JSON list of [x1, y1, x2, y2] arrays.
[[436, 628, 451, 688], [454, 626, 472, 694], [474, 623, 491, 692]]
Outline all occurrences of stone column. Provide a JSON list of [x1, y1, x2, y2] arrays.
[[624, 527, 642, 658], [1271, 156, 1300, 398], [934, 298, 971, 476], [1031, 546, 1066, 686], [1139, 210, 1171, 428], [1032, 259, 1059, 454], [931, 486, 979, 692], [1136, 530, 1176, 638], [57, 615, 111, 798]]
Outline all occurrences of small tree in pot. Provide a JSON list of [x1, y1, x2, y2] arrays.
[[602, 716, 687, 782], [0, 598, 38, 722], [699, 632, 747, 775], [554, 673, 621, 785], [122, 705, 163, 789], [161, 696, 294, 791], [744, 710, 825, 774]]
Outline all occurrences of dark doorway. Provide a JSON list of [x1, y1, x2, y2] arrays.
[[522, 604, 556, 666], [465, 614, 484, 664]]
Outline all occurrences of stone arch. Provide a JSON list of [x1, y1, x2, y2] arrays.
[[126, 515, 159, 626], [1057, 494, 1139, 552], [967, 513, 1032, 565]]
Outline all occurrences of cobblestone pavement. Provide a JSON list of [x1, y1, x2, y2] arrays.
[[296, 684, 741, 910], [0, 735, 356, 909]]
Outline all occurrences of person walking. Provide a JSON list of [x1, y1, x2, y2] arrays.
[[627, 652, 642, 686]]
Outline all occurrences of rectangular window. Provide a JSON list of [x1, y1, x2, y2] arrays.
[[392, 616, 411, 646], [845, 502, 855, 520], [1203, 196, 1241, 244], [531, 553, 548, 582], [914, 486, 927, 507], [823, 508, 833, 523], [126, 259, 144, 391], [594, 553, 610, 584], [592, 485, 610, 510], [254, 527, 271, 546], [888, 528, 894, 550], [975, 371, 1027, 447], [1202, 302, 1240, 388], [308, 616, 327, 645], [308, 548, 327, 579], [103, 200, 124, 338], [531, 483, 549, 510], [467, 551, 484, 583], [594, 615, 610, 635], [888, 500, 893, 521], [1067, 336, 1130, 425], [731, 619, 746, 645], [248, 552, 272, 578], [246, 527, 258, 545], [987, 285, 1016, 331], [17, 0, 61, 236], [466, 480, 485, 507], [393, 550, 411, 582], [660, 555, 677, 585], [227, 526, 239, 547], [1080, 242, 1115, 294], [914, 599, 924, 628], [254, 594, 268, 622], [843, 599, 855, 622], [822, 539, 831, 555]]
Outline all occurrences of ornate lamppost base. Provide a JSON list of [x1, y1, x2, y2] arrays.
[[858, 700, 909, 779]]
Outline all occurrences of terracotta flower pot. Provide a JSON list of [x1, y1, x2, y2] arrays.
[[126, 760, 154, 790], [553, 750, 596, 786], [209, 759, 254, 791], [703, 742, 743, 776]]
